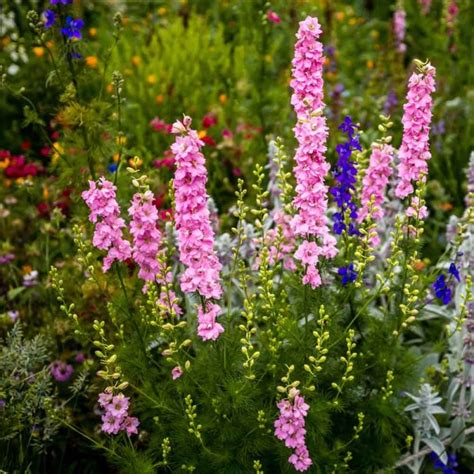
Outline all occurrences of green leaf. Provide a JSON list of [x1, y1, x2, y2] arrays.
[[7, 286, 26, 300]]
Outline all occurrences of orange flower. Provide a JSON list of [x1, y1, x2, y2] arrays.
[[219, 94, 227, 105], [155, 94, 164, 105], [33, 47, 45, 57], [413, 260, 427, 271], [106, 83, 114, 94], [366, 60, 374, 69], [131, 55, 141, 67], [22, 265, 33, 275], [335, 11, 345, 21], [439, 202, 453, 211], [85, 56, 98, 68], [198, 130, 207, 139], [43, 186, 49, 200], [89, 27, 97, 37], [129, 156, 143, 169]]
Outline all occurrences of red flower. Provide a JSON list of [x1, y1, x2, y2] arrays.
[[201, 135, 216, 147], [202, 113, 218, 129], [267, 10, 281, 24]]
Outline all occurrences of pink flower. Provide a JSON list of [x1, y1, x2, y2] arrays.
[[289, 16, 337, 286], [128, 190, 163, 286], [406, 196, 428, 219], [82, 178, 132, 271], [50, 361, 73, 382], [108, 393, 130, 417], [150, 117, 170, 133], [197, 302, 224, 341], [395, 63, 436, 200], [418, 0, 432, 15], [101, 412, 122, 435], [122, 416, 140, 436], [393, 9, 407, 53], [358, 142, 394, 246], [267, 10, 281, 24], [171, 365, 183, 380], [98, 391, 113, 407], [171, 116, 224, 341], [274, 389, 312, 472]]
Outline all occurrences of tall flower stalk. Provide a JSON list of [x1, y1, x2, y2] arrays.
[[171, 116, 224, 341], [290, 16, 337, 288]]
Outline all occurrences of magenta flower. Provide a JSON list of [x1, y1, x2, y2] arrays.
[[290, 16, 337, 288], [82, 178, 132, 271], [101, 412, 122, 435], [395, 63, 436, 199], [50, 361, 73, 382], [267, 10, 281, 24], [108, 394, 129, 417]]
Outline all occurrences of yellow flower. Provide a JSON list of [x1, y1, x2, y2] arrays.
[[51, 142, 63, 165], [155, 94, 164, 105], [131, 55, 141, 67], [349, 17, 358, 26], [219, 94, 227, 105], [116, 136, 127, 145], [198, 130, 207, 139], [113, 153, 120, 163], [85, 56, 98, 68], [366, 60, 374, 69], [43, 186, 49, 200], [33, 47, 45, 57], [158, 7, 167, 15], [129, 156, 143, 169], [15, 177, 25, 185], [89, 27, 97, 37], [371, 30, 380, 40], [147, 74, 157, 85]]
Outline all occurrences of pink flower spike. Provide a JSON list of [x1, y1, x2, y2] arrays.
[[395, 63, 436, 201]]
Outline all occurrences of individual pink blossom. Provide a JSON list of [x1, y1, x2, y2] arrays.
[[171, 116, 224, 340], [274, 388, 312, 472], [290, 16, 337, 287], [171, 365, 183, 380], [267, 10, 281, 24], [395, 63, 436, 199], [197, 302, 224, 341], [101, 412, 122, 435], [359, 143, 394, 223], [406, 196, 428, 219], [446, 1, 459, 38], [128, 190, 163, 285], [393, 8, 407, 53], [122, 416, 140, 436], [108, 393, 130, 417], [82, 178, 132, 271]]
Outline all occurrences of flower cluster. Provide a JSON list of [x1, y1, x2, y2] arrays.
[[290, 16, 337, 288], [98, 392, 139, 436], [128, 191, 162, 286], [330, 116, 361, 236], [1, 151, 41, 179], [82, 178, 132, 272], [61, 16, 84, 40], [393, 7, 407, 53], [338, 263, 358, 285], [395, 62, 436, 199], [432, 263, 461, 305], [274, 388, 312, 472], [171, 117, 223, 340], [358, 143, 394, 243]]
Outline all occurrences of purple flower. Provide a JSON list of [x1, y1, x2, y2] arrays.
[[7, 310, 19, 322], [50, 361, 74, 382], [433, 274, 452, 305], [61, 16, 84, 40], [338, 263, 357, 285], [50, 0, 73, 4], [383, 90, 398, 115], [0, 253, 15, 265], [23, 270, 39, 287], [448, 262, 461, 282], [43, 9, 56, 28], [330, 116, 361, 235], [429, 451, 459, 474]]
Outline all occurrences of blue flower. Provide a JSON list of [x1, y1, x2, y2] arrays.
[[43, 9, 56, 29], [433, 274, 452, 305], [330, 116, 361, 236], [448, 262, 461, 282], [108, 163, 118, 173], [429, 451, 459, 474], [61, 16, 84, 40], [50, 0, 73, 4], [338, 263, 357, 285]]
